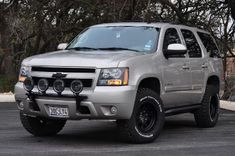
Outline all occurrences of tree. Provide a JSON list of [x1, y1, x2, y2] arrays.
[[0, 0, 234, 78]]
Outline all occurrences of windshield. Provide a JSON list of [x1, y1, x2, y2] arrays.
[[67, 26, 160, 53]]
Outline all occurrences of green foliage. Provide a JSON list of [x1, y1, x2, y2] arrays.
[[222, 75, 235, 100], [0, 74, 17, 92]]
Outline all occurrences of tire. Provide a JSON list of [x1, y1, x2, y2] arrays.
[[194, 85, 220, 128], [117, 88, 165, 143], [20, 112, 66, 136]]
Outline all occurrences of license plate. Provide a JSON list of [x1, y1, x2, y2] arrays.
[[48, 106, 69, 117]]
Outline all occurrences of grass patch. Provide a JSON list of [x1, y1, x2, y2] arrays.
[[0, 74, 17, 92]]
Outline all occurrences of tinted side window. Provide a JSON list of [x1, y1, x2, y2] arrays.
[[163, 28, 181, 50], [197, 32, 220, 58], [181, 29, 202, 58]]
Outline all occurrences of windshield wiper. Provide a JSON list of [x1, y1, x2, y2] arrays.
[[67, 47, 141, 52], [99, 47, 140, 52], [67, 47, 99, 51]]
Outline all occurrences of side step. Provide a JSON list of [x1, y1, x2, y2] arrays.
[[165, 104, 201, 116]]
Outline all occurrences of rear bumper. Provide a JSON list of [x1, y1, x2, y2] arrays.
[[15, 82, 137, 120]]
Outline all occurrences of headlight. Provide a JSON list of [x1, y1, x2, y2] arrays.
[[19, 65, 31, 82], [97, 68, 129, 86]]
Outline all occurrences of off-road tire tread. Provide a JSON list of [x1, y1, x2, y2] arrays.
[[117, 88, 164, 143], [194, 85, 219, 128]]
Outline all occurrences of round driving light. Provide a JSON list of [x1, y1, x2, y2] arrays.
[[70, 80, 83, 94], [38, 79, 49, 92], [23, 77, 34, 92], [53, 79, 65, 93]]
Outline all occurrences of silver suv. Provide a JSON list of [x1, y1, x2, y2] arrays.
[[15, 22, 224, 143]]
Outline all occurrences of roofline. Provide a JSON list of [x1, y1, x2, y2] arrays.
[[91, 22, 209, 33]]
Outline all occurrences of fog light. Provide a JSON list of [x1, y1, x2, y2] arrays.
[[23, 77, 34, 92], [110, 106, 118, 114], [70, 80, 83, 94], [19, 101, 24, 108], [53, 79, 65, 93], [38, 79, 49, 92], [17, 101, 24, 110]]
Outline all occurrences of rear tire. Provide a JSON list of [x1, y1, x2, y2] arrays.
[[194, 85, 220, 128], [117, 88, 165, 143], [20, 112, 66, 136]]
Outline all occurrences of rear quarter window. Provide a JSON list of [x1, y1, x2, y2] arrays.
[[197, 32, 221, 58]]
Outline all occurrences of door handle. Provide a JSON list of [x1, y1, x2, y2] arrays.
[[201, 64, 208, 69], [182, 65, 190, 70]]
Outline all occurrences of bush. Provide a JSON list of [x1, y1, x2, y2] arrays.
[[0, 74, 17, 92], [222, 76, 235, 100]]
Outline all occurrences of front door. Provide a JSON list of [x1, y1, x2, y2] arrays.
[[161, 28, 192, 108]]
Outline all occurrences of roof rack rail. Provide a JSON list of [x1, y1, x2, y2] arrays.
[[120, 19, 147, 23], [120, 19, 207, 31], [120, 19, 185, 25]]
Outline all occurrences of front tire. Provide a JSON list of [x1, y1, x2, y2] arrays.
[[117, 88, 165, 143], [20, 112, 66, 136], [194, 85, 220, 128]]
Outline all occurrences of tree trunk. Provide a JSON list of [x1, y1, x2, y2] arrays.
[[0, 16, 8, 49]]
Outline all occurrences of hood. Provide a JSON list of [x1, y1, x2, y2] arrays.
[[22, 50, 143, 68]]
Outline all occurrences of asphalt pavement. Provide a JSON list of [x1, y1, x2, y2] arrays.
[[0, 102, 235, 156]]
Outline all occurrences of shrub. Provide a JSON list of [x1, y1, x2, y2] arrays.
[[222, 76, 235, 100], [0, 74, 17, 92]]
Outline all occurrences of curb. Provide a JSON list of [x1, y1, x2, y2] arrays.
[[220, 100, 235, 111], [0, 94, 15, 103]]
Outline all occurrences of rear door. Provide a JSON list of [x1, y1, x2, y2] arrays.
[[180, 29, 206, 104], [197, 31, 224, 96]]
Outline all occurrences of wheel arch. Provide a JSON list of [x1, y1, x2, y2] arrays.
[[205, 75, 220, 93], [137, 77, 162, 95]]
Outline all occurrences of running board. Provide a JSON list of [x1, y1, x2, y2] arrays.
[[165, 104, 201, 116]]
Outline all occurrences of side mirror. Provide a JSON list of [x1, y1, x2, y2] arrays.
[[57, 43, 68, 50], [164, 43, 187, 58]]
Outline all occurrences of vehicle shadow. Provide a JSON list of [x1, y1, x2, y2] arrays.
[[164, 117, 197, 130], [23, 115, 198, 145]]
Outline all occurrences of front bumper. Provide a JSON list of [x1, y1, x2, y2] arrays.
[[15, 82, 137, 120]]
